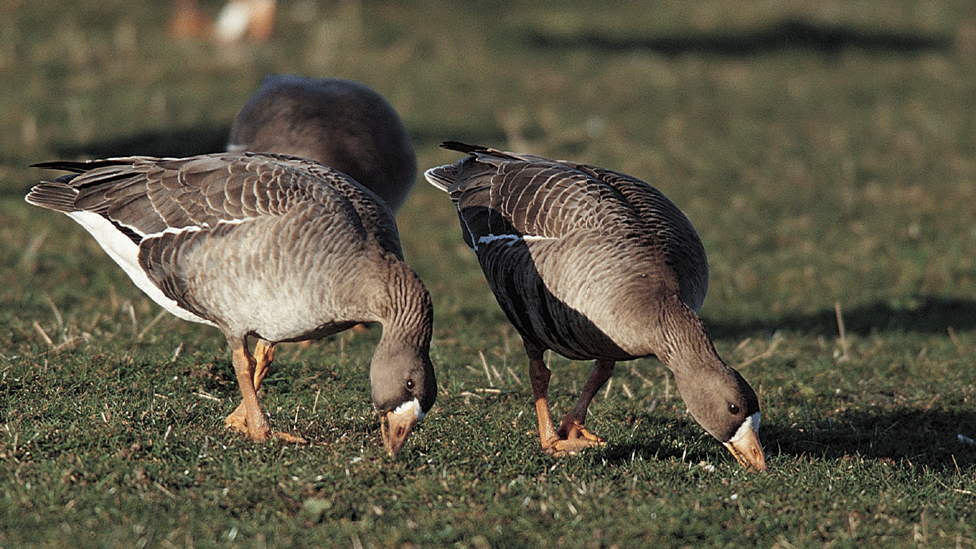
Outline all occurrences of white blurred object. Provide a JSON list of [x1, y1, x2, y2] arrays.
[[170, 0, 276, 42], [215, 0, 277, 43]]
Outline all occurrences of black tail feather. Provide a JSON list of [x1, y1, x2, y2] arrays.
[[439, 141, 488, 155], [30, 158, 147, 173]]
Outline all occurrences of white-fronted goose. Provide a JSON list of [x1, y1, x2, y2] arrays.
[[425, 142, 766, 471], [214, 0, 276, 43], [228, 76, 416, 213], [26, 152, 435, 455], [170, 0, 276, 42]]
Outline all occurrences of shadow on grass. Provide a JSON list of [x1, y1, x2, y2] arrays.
[[596, 409, 976, 473], [698, 297, 976, 472], [50, 123, 508, 160], [705, 296, 976, 341], [762, 407, 976, 472], [409, 125, 509, 150], [53, 125, 232, 160], [524, 18, 951, 57]]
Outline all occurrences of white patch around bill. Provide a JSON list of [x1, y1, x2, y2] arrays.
[[392, 397, 424, 422], [66, 211, 216, 327], [730, 412, 761, 444]]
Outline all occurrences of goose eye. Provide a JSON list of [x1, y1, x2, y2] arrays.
[[728, 403, 740, 415]]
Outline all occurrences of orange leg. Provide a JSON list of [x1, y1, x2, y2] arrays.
[[253, 338, 275, 382], [225, 337, 271, 441], [224, 339, 273, 431], [530, 358, 559, 448], [554, 359, 615, 446], [224, 338, 305, 443], [530, 357, 614, 456]]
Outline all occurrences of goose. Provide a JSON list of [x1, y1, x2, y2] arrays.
[[170, 0, 276, 43], [425, 142, 766, 471], [26, 152, 435, 455], [228, 76, 417, 213], [214, 0, 276, 43]]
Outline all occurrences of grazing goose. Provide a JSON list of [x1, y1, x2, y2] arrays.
[[214, 0, 276, 43], [425, 142, 766, 471], [26, 152, 435, 455], [228, 76, 417, 213], [170, 0, 276, 43]]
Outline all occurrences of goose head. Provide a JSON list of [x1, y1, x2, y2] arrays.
[[673, 363, 766, 472], [370, 338, 437, 456]]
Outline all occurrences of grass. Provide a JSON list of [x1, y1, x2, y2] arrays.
[[3, 0, 976, 546]]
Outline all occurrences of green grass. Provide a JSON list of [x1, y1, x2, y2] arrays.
[[3, 0, 976, 546]]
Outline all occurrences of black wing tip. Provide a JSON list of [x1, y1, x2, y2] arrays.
[[30, 160, 87, 172], [440, 141, 488, 155], [30, 158, 140, 173], [439, 141, 528, 163]]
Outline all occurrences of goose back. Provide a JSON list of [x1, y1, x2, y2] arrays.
[[426, 143, 764, 468], [425, 144, 709, 361], [28, 152, 406, 342], [228, 75, 417, 212]]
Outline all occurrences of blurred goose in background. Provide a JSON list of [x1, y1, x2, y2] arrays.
[[214, 0, 276, 43], [26, 152, 435, 455], [228, 76, 417, 213], [170, 0, 276, 43], [426, 142, 766, 471], [170, 0, 211, 40]]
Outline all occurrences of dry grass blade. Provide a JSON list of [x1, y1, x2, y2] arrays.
[[19, 231, 47, 273], [32, 321, 53, 347], [194, 390, 221, 402], [835, 301, 849, 362], [738, 336, 783, 369], [479, 350, 494, 388], [137, 310, 169, 340]]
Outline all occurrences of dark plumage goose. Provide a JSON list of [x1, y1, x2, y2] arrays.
[[228, 76, 416, 213], [425, 142, 766, 471], [26, 152, 435, 455]]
